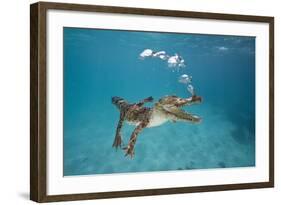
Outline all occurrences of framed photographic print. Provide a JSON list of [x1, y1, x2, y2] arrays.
[[30, 1, 274, 202]]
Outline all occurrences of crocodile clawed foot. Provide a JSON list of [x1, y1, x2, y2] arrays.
[[112, 134, 122, 149], [191, 95, 202, 103], [122, 145, 135, 158]]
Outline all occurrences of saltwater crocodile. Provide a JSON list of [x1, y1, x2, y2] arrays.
[[112, 94, 202, 158]]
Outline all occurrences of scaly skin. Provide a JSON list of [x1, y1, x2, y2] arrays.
[[112, 95, 202, 158]]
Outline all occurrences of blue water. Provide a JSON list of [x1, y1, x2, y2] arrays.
[[63, 27, 255, 176]]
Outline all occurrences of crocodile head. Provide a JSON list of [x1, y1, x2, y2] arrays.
[[154, 95, 202, 123]]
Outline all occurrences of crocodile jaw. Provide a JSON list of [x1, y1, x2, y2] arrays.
[[153, 102, 201, 124]]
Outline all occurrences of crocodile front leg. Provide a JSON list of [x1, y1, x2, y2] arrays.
[[123, 121, 148, 158]]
